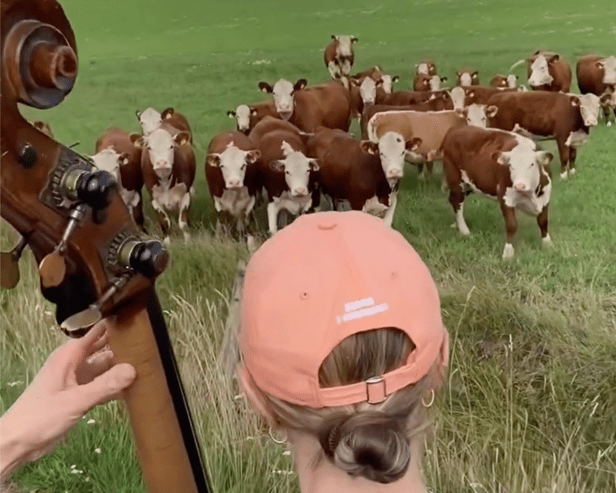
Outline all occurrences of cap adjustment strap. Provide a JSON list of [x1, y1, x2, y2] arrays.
[[366, 375, 387, 404]]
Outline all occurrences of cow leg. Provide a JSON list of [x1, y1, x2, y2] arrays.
[[568, 147, 577, 176], [133, 196, 146, 232], [417, 163, 425, 181], [444, 160, 470, 235], [500, 202, 517, 258], [556, 139, 571, 179], [267, 201, 279, 236], [602, 105, 612, 126], [382, 190, 398, 228], [537, 206, 552, 247], [152, 199, 172, 245], [178, 192, 191, 242]]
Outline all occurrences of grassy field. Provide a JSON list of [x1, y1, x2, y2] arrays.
[[2, 0, 616, 491]]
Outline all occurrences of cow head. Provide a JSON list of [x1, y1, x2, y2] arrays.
[[528, 54, 557, 87], [360, 132, 422, 180], [136, 107, 162, 136], [227, 104, 255, 133], [379, 74, 399, 94], [506, 74, 518, 88], [449, 86, 466, 110], [460, 104, 498, 128], [416, 61, 436, 76], [570, 94, 600, 127], [599, 87, 616, 109], [457, 70, 478, 87], [493, 143, 553, 193], [269, 140, 319, 197], [430, 75, 447, 91], [206, 142, 260, 189], [132, 128, 187, 181], [90, 148, 130, 185], [597, 56, 616, 84], [332, 35, 358, 57], [359, 76, 381, 105], [258, 78, 307, 120]]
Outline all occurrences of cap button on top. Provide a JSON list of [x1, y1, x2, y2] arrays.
[[317, 219, 337, 230]]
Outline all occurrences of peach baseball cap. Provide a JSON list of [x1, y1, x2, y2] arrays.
[[239, 211, 449, 408]]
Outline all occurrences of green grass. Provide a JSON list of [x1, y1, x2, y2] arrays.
[[2, 0, 616, 491]]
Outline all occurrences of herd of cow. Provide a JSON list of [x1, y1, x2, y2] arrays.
[[36, 35, 614, 257]]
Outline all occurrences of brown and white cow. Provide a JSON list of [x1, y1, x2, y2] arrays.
[[450, 85, 518, 110], [257, 78, 351, 133], [32, 120, 54, 138], [131, 122, 195, 243], [485, 91, 600, 178], [576, 54, 616, 126], [415, 59, 437, 76], [413, 73, 448, 92], [227, 100, 280, 134], [324, 35, 358, 79], [456, 68, 480, 87], [205, 132, 261, 237], [307, 127, 420, 227], [441, 126, 553, 258], [490, 74, 519, 89], [367, 109, 467, 181], [511, 51, 571, 93], [377, 89, 452, 107], [248, 122, 319, 235], [95, 127, 145, 229], [136, 107, 193, 143]]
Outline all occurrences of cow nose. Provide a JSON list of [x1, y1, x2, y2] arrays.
[[387, 169, 403, 179], [156, 161, 169, 168], [513, 181, 527, 191], [227, 179, 241, 188], [292, 187, 308, 197]]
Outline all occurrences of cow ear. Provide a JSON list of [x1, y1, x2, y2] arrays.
[[246, 149, 261, 164], [331, 34, 337, 40], [467, 90, 475, 98], [486, 105, 498, 118], [441, 76, 448, 82], [118, 152, 131, 166], [135, 109, 141, 119], [269, 160, 285, 172], [406, 137, 422, 151], [599, 93, 611, 104], [250, 108, 258, 116], [174, 132, 190, 146], [536, 151, 553, 168], [129, 133, 144, 148], [227, 110, 236, 118], [294, 78, 308, 91], [596, 60, 605, 69], [309, 159, 320, 172], [161, 107, 175, 119], [492, 151, 510, 166], [359, 140, 379, 155], [206, 154, 221, 167], [569, 95, 580, 107], [549, 54, 560, 62], [392, 75, 400, 83], [472, 72, 479, 79], [351, 37, 358, 43], [533, 50, 541, 56], [258, 82, 273, 93]]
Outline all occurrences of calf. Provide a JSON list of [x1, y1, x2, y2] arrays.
[[32, 120, 54, 138], [442, 126, 553, 258], [485, 91, 600, 178], [131, 123, 195, 243], [490, 74, 518, 89], [227, 100, 279, 134], [136, 107, 193, 143], [249, 125, 319, 235], [95, 127, 145, 229], [576, 54, 616, 125], [414, 73, 448, 92], [415, 59, 437, 76], [307, 128, 420, 227], [456, 68, 480, 87], [205, 132, 261, 238], [324, 35, 358, 79], [511, 51, 571, 92], [258, 78, 351, 132], [367, 109, 467, 181]]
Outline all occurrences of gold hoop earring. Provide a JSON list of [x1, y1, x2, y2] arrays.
[[269, 427, 288, 444], [422, 389, 435, 408]]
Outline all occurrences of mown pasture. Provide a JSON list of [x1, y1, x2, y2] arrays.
[[1, 0, 615, 491]]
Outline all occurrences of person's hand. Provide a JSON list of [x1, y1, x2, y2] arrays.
[[0, 319, 136, 481]]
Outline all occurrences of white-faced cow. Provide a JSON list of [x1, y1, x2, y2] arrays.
[[205, 132, 261, 238], [456, 68, 480, 87], [442, 126, 553, 258], [227, 100, 280, 134], [307, 127, 420, 227], [415, 59, 437, 76], [248, 121, 319, 235], [490, 74, 519, 89], [576, 54, 616, 126], [136, 107, 193, 143], [485, 91, 600, 178], [414, 73, 448, 92], [510, 51, 571, 93], [131, 122, 195, 243], [257, 78, 351, 133], [324, 35, 358, 79], [95, 127, 145, 229]]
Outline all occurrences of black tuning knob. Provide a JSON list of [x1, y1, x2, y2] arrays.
[[126, 240, 169, 279], [75, 170, 117, 210]]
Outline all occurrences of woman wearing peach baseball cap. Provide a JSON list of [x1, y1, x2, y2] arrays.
[[235, 211, 449, 492]]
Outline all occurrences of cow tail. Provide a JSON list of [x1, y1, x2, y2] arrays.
[[509, 59, 526, 71]]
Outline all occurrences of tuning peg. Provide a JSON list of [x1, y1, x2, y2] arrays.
[[1, 236, 28, 289], [60, 275, 129, 335], [63, 168, 117, 210], [117, 239, 169, 278], [39, 204, 86, 288]]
